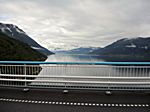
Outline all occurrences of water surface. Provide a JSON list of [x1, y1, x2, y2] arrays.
[[37, 54, 150, 77]]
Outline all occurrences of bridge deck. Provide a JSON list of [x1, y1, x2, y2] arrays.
[[0, 87, 150, 112]]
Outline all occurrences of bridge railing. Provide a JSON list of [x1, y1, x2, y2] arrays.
[[0, 61, 150, 90]]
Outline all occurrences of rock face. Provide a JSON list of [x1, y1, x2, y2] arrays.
[[0, 23, 54, 56], [91, 37, 150, 61], [0, 31, 47, 61]]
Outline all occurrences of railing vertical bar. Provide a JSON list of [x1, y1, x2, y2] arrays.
[[24, 64, 27, 87]]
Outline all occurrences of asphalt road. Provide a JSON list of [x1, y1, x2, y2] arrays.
[[0, 87, 150, 112]]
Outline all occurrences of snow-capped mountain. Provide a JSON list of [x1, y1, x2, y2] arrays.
[[91, 37, 150, 61], [0, 23, 54, 56], [55, 47, 99, 54]]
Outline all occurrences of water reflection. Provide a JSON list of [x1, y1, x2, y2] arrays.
[[38, 54, 150, 77], [46, 54, 105, 62]]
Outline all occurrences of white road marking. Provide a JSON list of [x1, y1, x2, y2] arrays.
[[0, 97, 149, 108]]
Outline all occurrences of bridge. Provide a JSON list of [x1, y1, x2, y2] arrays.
[[0, 61, 150, 112]]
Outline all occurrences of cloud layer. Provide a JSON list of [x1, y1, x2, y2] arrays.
[[0, 0, 150, 50]]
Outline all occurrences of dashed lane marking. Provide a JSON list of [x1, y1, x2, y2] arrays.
[[0, 97, 149, 107]]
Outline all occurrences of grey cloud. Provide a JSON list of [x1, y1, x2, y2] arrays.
[[0, 0, 150, 50]]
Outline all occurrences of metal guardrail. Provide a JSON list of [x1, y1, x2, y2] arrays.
[[0, 61, 150, 91], [1, 61, 150, 65]]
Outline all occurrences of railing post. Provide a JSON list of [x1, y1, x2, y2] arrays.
[[23, 64, 29, 92], [24, 64, 27, 87], [63, 64, 68, 94], [105, 66, 112, 95], [109, 66, 111, 90]]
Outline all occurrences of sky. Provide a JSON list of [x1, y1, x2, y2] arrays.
[[0, 0, 150, 50]]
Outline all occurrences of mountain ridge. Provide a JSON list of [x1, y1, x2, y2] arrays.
[[0, 31, 47, 61], [0, 22, 54, 56], [55, 47, 100, 54], [91, 37, 150, 61]]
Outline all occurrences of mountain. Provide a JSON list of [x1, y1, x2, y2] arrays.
[[55, 47, 99, 54], [0, 31, 47, 61], [0, 23, 54, 56], [91, 37, 150, 61]]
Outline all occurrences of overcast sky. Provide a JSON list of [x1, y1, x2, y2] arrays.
[[0, 0, 150, 50]]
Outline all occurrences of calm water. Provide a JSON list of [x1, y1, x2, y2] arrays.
[[46, 54, 105, 62], [37, 54, 150, 77]]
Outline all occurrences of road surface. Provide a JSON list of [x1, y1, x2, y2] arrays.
[[0, 87, 150, 112]]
